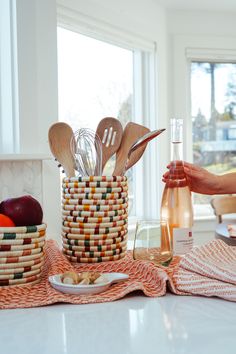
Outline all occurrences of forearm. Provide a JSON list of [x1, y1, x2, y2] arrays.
[[216, 173, 236, 194]]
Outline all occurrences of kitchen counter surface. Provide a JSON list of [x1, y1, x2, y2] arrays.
[[1, 293, 235, 354]]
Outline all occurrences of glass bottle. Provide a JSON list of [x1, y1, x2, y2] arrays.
[[160, 118, 193, 256]]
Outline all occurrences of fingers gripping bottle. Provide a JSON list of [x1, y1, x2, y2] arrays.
[[161, 118, 193, 256]]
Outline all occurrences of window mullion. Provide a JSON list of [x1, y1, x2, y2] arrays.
[[133, 50, 159, 219], [143, 51, 159, 219], [133, 51, 145, 218]]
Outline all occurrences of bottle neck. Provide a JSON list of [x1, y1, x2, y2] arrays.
[[171, 141, 183, 162], [167, 119, 187, 187]]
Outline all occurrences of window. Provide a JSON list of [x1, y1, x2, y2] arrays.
[[57, 26, 158, 219], [172, 38, 236, 222], [191, 62, 236, 206]]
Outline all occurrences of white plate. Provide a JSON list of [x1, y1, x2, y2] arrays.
[[48, 272, 129, 295]]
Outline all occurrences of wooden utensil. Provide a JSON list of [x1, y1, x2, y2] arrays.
[[113, 122, 150, 176], [125, 128, 166, 172], [95, 117, 123, 173], [48, 122, 75, 177]]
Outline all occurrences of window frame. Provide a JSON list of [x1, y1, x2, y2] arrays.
[[57, 5, 160, 222]]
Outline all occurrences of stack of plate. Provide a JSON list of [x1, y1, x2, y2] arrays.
[[61, 176, 128, 263], [0, 224, 47, 287]]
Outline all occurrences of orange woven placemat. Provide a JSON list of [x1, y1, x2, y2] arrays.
[[0, 239, 170, 309]]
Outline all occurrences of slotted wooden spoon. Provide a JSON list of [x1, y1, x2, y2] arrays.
[[113, 122, 150, 176], [48, 122, 75, 177], [95, 117, 123, 174]]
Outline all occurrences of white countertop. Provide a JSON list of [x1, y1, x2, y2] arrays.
[[1, 293, 235, 354]]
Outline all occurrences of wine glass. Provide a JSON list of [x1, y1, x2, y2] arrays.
[[133, 220, 172, 266]]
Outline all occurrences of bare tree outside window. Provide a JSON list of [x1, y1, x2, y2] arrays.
[[191, 62, 236, 204]]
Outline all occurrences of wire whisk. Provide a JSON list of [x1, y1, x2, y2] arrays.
[[71, 128, 103, 176]]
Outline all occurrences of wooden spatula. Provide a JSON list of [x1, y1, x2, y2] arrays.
[[48, 122, 75, 177], [95, 117, 123, 174], [113, 122, 150, 176], [125, 128, 166, 172]]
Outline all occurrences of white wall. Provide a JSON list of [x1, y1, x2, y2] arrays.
[[16, 0, 58, 154], [167, 9, 236, 36], [13, 0, 61, 240]]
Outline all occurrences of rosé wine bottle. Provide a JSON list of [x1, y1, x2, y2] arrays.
[[161, 118, 193, 256]]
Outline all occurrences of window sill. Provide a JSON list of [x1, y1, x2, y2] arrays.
[[0, 154, 52, 161], [194, 215, 215, 221]]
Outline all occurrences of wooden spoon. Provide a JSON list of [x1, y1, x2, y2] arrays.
[[113, 122, 150, 176], [48, 122, 75, 177], [95, 117, 123, 173]]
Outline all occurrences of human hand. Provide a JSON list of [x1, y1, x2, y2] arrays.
[[162, 161, 220, 195]]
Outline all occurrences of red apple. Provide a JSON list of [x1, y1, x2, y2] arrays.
[[0, 195, 43, 226]]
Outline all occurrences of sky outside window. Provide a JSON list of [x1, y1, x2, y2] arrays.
[[57, 27, 133, 131], [57, 27, 135, 214]]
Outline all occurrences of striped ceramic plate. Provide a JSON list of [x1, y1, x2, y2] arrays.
[[63, 176, 127, 183], [62, 229, 128, 242], [61, 208, 126, 218], [62, 197, 128, 206], [0, 273, 42, 286], [0, 246, 43, 258], [0, 223, 47, 234], [0, 235, 46, 246], [0, 267, 42, 280], [62, 245, 127, 258], [0, 261, 43, 274], [0, 230, 46, 240], [62, 213, 128, 224], [62, 237, 127, 252], [63, 250, 126, 263], [62, 224, 127, 235], [62, 202, 128, 212], [62, 191, 128, 201], [0, 256, 44, 269], [0, 241, 45, 252], [62, 186, 128, 194], [62, 219, 127, 229]]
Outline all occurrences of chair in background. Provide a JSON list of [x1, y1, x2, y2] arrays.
[[210, 195, 236, 223]]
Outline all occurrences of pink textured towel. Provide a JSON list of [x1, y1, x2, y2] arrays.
[[169, 240, 236, 302]]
